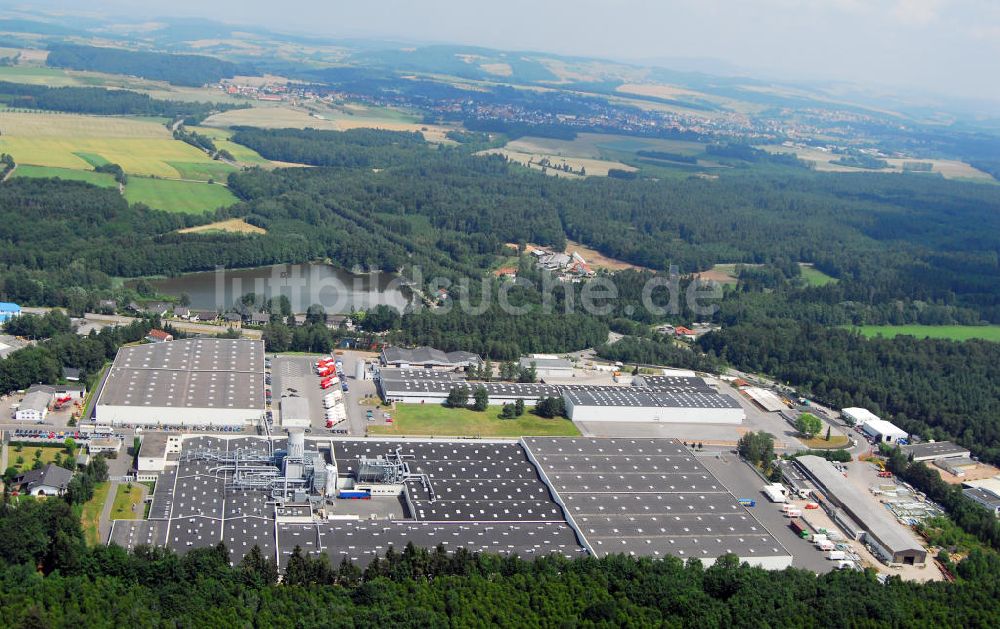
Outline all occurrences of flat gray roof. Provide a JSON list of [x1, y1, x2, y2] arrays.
[[520, 357, 573, 370], [382, 346, 480, 367], [899, 441, 970, 461], [279, 396, 310, 422], [20, 389, 52, 413], [523, 437, 791, 562], [795, 455, 924, 555], [97, 338, 264, 410], [564, 388, 742, 409], [964, 487, 1000, 510], [633, 375, 713, 392]]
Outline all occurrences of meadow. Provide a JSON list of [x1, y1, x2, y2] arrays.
[[368, 403, 580, 438], [799, 263, 838, 286], [478, 147, 635, 178], [0, 111, 226, 179], [124, 178, 239, 214], [851, 325, 1000, 342], [13, 165, 117, 188]]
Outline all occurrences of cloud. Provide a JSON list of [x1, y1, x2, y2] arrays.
[[891, 0, 945, 26]]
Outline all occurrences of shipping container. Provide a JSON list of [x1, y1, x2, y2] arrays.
[[785, 508, 802, 517], [763, 484, 787, 503], [738, 498, 756, 507], [789, 519, 809, 538], [826, 550, 846, 561]]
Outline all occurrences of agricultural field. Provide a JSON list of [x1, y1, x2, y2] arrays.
[[178, 218, 266, 235], [693, 263, 743, 285], [13, 165, 117, 188], [188, 126, 272, 165], [369, 403, 581, 438], [757, 144, 995, 182], [124, 177, 239, 214], [850, 325, 1000, 343], [799, 263, 838, 286], [506, 132, 707, 160], [0, 111, 226, 178], [479, 147, 636, 178], [202, 104, 455, 143]]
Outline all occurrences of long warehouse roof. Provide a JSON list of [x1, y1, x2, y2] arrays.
[[97, 338, 264, 410]]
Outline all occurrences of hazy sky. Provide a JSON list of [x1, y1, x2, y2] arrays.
[[29, 0, 1000, 102]]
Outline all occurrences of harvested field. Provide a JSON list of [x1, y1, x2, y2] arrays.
[[479, 147, 635, 178], [564, 239, 651, 271], [178, 218, 266, 235]]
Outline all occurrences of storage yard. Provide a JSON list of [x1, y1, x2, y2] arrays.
[[110, 434, 790, 569]]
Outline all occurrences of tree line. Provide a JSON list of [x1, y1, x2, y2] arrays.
[[46, 44, 243, 87]]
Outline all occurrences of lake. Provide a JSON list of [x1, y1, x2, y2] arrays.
[[134, 263, 410, 314]]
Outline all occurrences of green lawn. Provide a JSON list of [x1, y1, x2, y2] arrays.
[[369, 403, 580, 437], [73, 152, 111, 168], [79, 481, 111, 546], [851, 325, 1000, 342], [6, 444, 70, 473], [165, 160, 237, 182], [110, 483, 144, 520], [14, 164, 118, 188], [799, 264, 838, 286], [124, 177, 239, 213]]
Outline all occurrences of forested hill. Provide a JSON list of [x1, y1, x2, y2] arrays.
[[233, 128, 1000, 321], [0, 81, 235, 118], [2, 499, 1000, 626], [45, 44, 242, 87]]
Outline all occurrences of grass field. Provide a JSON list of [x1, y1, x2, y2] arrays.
[[5, 445, 68, 473], [79, 481, 111, 546], [757, 144, 995, 182], [110, 483, 144, 520], [165, 160, 237, 181], [188, 126, 272, 165], [506, 133, 707, 160], [124, 177, 239, 214], [369, 404, 581, 437], [479, 148, 635, 178], [202, 104, 455, 143], [13, 165, 117, 188], [799, 263, 838, 286], [0, 111, 230, 178], [798, 435, 850, 449], [178, 218, 267, 235], [851, 325, 1000, 342]]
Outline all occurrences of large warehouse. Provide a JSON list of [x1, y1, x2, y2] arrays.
[[95, 338, 265, 427], [562, 388, 745, 424], [794, 455, 926, 566], [380, 346, 481, 370], [375, 369, 745, 424]]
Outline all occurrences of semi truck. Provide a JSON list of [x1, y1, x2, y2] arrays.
[[789, 519, 809, 538], [762, 484, 787, 503], [826, 550, 847, 561], [738, 498, 757, 507]]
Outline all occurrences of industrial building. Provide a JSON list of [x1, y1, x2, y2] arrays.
[[111, 434, 789, 570], [899, 441, 970, 462], [794, 455, 927, 565], [841, 407, 881, 426], [520, 355, 574, 379], [136, 432, 183, 480], [14, 388, 52, 422], [963, 487, 1000, 516], [523, 437, 792, 569], [562, 388, 744, 424], [862, 418, 908, 444], [375, 369, 744, 424], [630, 375, 715, 392], [380, 346, 481, 370], [279, 396, 310, 428], [0, 302, 20, 324], [740, 387, 787, 412], [95, 338, 265, 427]]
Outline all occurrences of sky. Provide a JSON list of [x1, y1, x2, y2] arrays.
[[26, 0, 1000, 103]]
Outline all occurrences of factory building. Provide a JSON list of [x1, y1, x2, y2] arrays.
[[862, 418, 908, 444], [794, 455, 927, 566], [14, 388, 52, 422], [963, 487, 1000, 517], [380, 346, 481, 370], [519, 355, 574, 379], [136, 432, 183, 480], [563, 388, 745, 424], [279, 396, 310, 428], [899, 441, 970, 462], [841, 407, 881, 426], [630, 375, 714, 391], [740, 387, 787, 412], [95, 338, 265, 427]]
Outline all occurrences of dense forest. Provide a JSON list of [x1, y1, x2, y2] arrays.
[[698, 322, 1000, 464], [0, 81, 236, 118], [2, 498, 1000, 627], [46, 44, 242, 87]]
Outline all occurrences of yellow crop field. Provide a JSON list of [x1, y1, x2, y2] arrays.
[[178, 218, 266, 235], [0, 112, 225, 178], [478, 148, 636, 178]]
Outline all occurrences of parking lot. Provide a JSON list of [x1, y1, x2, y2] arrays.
[[698, 453, 835, 573], [269, 351, 380, 436]]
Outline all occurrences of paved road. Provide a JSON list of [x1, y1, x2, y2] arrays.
[[97, 480, 119, 544]]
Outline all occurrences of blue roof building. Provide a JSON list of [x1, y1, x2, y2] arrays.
[[0, 302, 21, 324]]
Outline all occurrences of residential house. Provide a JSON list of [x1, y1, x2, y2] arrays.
[[173, 307, 191, 319], [145, 329, 174, 343], [12, 464, 73, 497]]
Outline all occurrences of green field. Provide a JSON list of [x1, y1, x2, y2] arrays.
[[369, 403, 581, 437], [0, 111, 232, 178], [189, 126, 272, 165], [79, 481, 111, 546], [166, 160, 237, 181], [799, 264, 838, 286], [5, 444, 69, 473], [110, 483, 144, 520], [851, 325, 1000, 342], [14, 165, 118, 188], [124, 177, 239, 214]]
